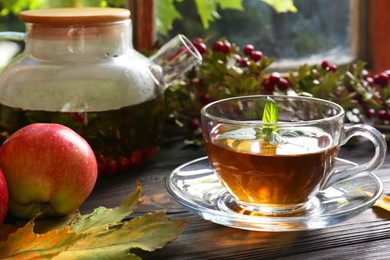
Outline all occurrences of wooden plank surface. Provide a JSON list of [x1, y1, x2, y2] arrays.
[[80, 139, 390, 259]]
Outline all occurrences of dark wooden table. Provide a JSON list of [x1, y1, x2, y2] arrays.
[[80, 139, 390, 259]]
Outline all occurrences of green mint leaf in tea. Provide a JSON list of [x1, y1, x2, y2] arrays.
[[216, 128, 258, 151], [217, 128, 257, 140], [267, 132, 284, 146], [261, 96, 281, 145], [262, 96, 278, 124], [216, 97, 282, 147]]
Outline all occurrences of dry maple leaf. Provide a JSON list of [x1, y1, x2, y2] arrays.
[[0, 183, 189, 259], [0, 219, 82, 259]]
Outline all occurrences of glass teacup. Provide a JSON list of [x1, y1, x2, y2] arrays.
[[201, 95, 387, 216]]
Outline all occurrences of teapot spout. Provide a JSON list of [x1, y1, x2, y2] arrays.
[[150, 34, 202, 87]]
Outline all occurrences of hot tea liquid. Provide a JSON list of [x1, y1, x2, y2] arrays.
[[204, 125, 338, 207], [0, 99, 164, 175]]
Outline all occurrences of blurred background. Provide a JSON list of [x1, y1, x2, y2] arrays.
[[0, 0, 388, 72]]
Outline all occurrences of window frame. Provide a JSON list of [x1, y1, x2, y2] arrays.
[[131, 0, 389, 73], [127, 0, 155, 52], [367, 0, 390, 73]]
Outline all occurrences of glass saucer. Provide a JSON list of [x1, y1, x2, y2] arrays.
[[166, 157, 383, 232]]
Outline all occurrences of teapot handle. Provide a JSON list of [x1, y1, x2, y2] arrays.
[[0, 32, 25, 41]]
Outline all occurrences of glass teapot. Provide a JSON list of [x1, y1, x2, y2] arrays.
[[0, 8, 202, 175]]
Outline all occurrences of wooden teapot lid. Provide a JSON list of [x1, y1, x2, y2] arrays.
[[19, 7, 130, 25]]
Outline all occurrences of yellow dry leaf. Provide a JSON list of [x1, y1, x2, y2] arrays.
[[0, 218, 83, 259], [0, 183, 189, 259], [373, 195, 390, 211]]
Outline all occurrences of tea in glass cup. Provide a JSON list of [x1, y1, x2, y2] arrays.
[[201, 95, 386, 216]]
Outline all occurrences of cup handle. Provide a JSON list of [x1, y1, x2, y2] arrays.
[[321, 124, 387, 189]]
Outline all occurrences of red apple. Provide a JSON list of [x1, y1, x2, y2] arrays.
[[0, 123, 97, 219], [0, 169, 8, 224]]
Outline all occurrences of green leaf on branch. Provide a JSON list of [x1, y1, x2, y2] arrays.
[[194, 0, 218, 29], [156, 0, 183, 36], [218, 0, 244, 10], [261, 0, 298, 13], [0, 0, 42, 15], [192, 0, 295, 29], [1, 0, 297, 35], [0, 183, 189, 259], [163, 0, 244, 30]]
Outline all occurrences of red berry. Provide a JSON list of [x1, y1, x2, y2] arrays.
[[212, 41, 224, 52], [199, 92, 212, 105], [191, 37, 203, 45], [243, 44, 254, 56], [97, 155, 107, 175], [321, 60, 337, 72], [129, 150, 143, 168], [269, 72, 281, 85], [105, 158, 117, 174], [250, 50, 263, 62], [366, 108, 376, 118], [143, 145, 159, 160], [188, 118, 200, 130], [195, 42, 207, 54], [71, 112, 85, 123], [221, 41, 231, 53], [97, 163, 105, 175], [321, 60, 331, 70], [262, 79, 275, 92], [328, 65, 337, 72], [192, 77, 204, 86], [373, 72, 389, 87], [377, 109, 390, 121], [237, 57, 249, 67], [117, 156, 130, 171], [277, 78, 289, 91]]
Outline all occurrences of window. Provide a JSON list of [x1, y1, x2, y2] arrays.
[[131, 0, 389, 73], [158, 0, 356, 71], [161, 0, 354, 67], [1, 0, 389, 73]]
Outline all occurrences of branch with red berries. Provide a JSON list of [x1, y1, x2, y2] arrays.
[[164, 37, 390, 143]]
